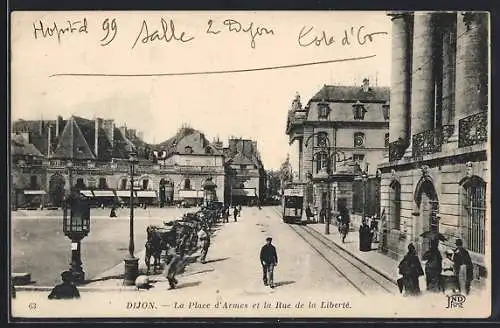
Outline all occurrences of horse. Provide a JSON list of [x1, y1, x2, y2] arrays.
[[145, 226, 163, 274]]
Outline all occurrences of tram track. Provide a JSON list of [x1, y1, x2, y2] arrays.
[[269, 206, 396, 296]]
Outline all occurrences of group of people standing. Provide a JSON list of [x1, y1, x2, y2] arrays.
[[221, 204, 241, 223], [398, 238, 474, 296]]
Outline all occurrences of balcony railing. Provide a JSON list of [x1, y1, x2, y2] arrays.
[[388, 141, 406, 162], [412, 128, 442, 159], [459, 111, 488, 148]]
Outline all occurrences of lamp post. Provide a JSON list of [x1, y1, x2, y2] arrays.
[[63, 160, 89, 284], [123, 152, 139, 286], [360, 165, 369, 223], [305, 133, 335, 235]]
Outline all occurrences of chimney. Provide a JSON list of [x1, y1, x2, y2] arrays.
[[102, 119, 115, 145], [94, 118, 102, 157], [56, 116, 63, 137], [119, 126, 127, 138], [362, 78, 370, 92], [39, 120, 43, 134]]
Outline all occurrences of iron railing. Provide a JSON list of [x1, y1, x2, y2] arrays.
[[412, 128, 443, 159], [388, 141, 406, 162], [458, 111, 488, 148]]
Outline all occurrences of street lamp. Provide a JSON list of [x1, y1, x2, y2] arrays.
[[123, 152, 139, 286], [305, 133, 334, 235], [360, 165, 369, 223], [63, 160, 90, 284]]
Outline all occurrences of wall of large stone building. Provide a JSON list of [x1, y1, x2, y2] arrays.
[[42, 169, 225, 203], [299, 125, 388, 177], [380, 157, 489, 271]]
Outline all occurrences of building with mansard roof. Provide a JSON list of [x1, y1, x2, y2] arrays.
[[11, 117, 226, 208], [222, 138, 267, 206], [378, 12, 488, 281], [286, 79, 389, 221]]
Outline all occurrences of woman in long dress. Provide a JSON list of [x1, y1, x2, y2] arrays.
[[422, 238, 443, 292], [398, 243, 424, 296]]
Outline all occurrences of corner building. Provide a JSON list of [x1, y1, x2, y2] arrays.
[[379, 12, 489, 280]]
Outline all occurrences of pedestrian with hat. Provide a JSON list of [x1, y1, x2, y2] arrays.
[[260, 237, 278, 288], [453, 238, 474, 295], [48, 271, 80, 300]]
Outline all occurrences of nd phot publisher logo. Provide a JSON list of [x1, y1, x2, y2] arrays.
[[445, 293, 466, 309]]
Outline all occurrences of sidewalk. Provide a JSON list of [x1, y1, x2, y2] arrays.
[[308, 223, 399, 283], [307, 222, 487, 295]]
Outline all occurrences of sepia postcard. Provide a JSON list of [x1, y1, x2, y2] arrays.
[[9, 10, 491, 320]]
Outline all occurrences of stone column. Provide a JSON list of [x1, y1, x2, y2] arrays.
[[410, 12, 438, 137], [388, 12, 413, 148], [298, 138, 303, 181], [441, 14, 457, 129], [454, 12, 489, 128]]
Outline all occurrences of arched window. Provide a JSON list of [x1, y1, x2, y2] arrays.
[[315, 152, 328, 173], [317, 132, 328, 147], [142, 179, 149, 190], [389, 180, 401, 230], [184, 179, 191, 190], [461, 176, 486, 254], [354, 132, 365, 147]]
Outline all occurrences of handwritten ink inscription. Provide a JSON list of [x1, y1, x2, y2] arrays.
[[33, 19, 88, 44], [31, 16, 387, 51], [298, 25, 388, 47], [205, 19, 275, 49], [132, 18, 195, 49]]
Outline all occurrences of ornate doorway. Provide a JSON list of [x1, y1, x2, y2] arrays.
[[414, 178, 439, 257]]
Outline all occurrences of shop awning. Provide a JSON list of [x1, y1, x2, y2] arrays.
[[116, 190, 132, 197], [179, 190, 203, 198], [80, 190, 94, 197], [231, 188, 257, 196], [23, 190, 46, 195], [136, 190, 157, 198], [93, 190, 116, 197]]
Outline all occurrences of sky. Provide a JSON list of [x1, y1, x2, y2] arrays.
[[11, 11, 392, 170]]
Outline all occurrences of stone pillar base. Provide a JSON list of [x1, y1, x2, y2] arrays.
[[123, 257, 139, 286]]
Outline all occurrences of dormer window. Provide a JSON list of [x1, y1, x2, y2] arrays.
[[205, 147, 213, 154], [184, 146, 193, 154], [352, 101, 367, 120], [318, 103, 330, 119]]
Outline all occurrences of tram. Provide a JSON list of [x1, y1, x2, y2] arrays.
[[282, 187, 305, 224]]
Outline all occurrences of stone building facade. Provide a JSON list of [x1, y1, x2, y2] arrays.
[[379, 12, 488, 278], [11, 117, 226, 208], [223, 138, 267, 206], [286, 80, 389, 217]]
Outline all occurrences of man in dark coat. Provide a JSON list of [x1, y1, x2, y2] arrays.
[[453, 238, 474, 295], [359, 219, 372, 252], [398, 243, 424, 296], [48, 271, 80, 300], [260, 237, 278, 288], [339, 206, 350, 243], [233, 206, 239, 222]]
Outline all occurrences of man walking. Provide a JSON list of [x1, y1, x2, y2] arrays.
[[197, 225, 211, 264], [233, 206, 239, 222], [164, 246, 184, 290], [453, 238, 474, 295], [260, 237, 278, 288]]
